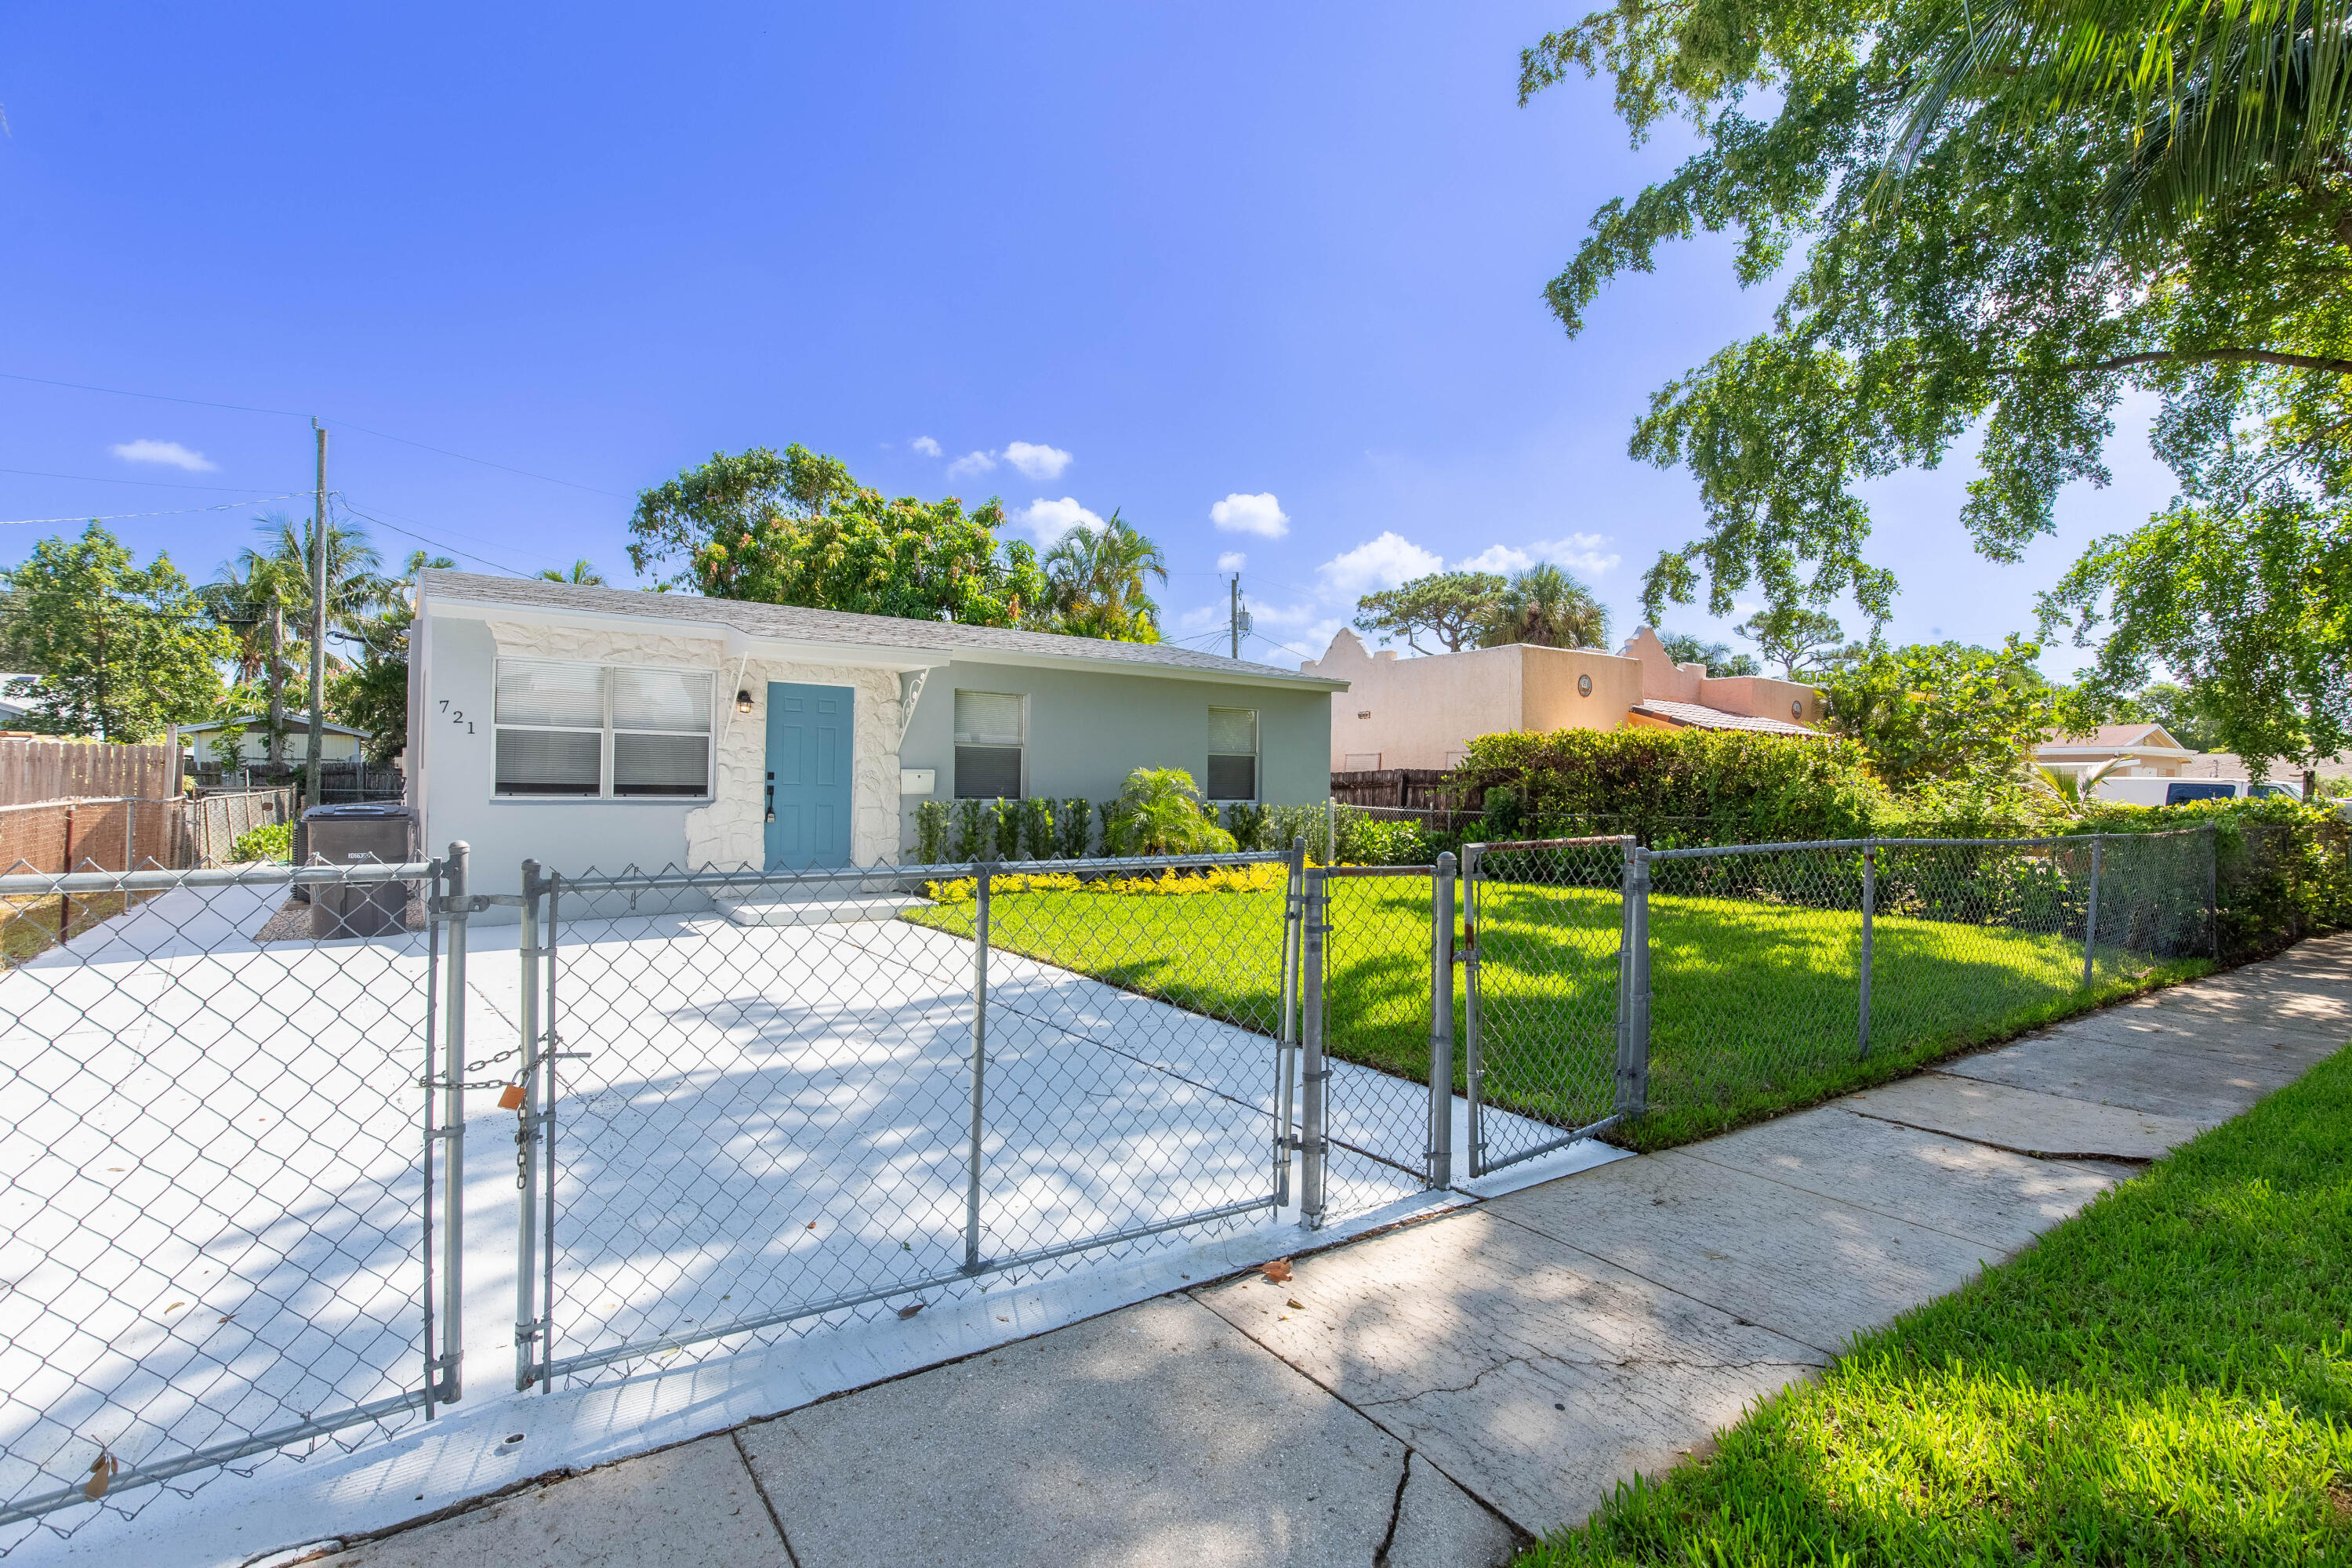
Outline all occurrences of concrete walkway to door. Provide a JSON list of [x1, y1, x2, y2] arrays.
[[308, 935, 2352, 1568]]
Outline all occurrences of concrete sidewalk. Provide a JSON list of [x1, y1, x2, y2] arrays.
[[311, 935, 2352, 1568]]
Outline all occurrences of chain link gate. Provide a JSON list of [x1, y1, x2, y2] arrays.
[[511, 852, 1300, 1391], [1458, 837, 1643, 1179], [1294, 855, 1461, 1225], [0, 847, 465, 1541]]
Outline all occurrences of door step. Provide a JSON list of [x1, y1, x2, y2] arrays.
[[713, 893, 931, 927]]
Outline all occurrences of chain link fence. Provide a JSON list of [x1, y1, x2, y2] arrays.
[[511, 851, 1300, 1390], [0, 852, 456, 1548]]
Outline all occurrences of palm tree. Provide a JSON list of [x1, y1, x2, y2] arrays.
[[1043, 511, 1168, 641], [1481, 564, 1610, 649], [539, 559, 608, 586], [1896, 0, 2352, 242], [209, 513, 390, 774]]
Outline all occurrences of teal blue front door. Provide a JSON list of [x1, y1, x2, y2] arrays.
[[764, 683, 854, 869]]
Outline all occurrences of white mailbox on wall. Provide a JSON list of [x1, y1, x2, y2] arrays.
[[898, 768, 937, 796]]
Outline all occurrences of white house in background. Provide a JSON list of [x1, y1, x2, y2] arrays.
[[178, 713, 368, 770], [407, 570, 1344, 900], [2031, 724, 2195, 784]]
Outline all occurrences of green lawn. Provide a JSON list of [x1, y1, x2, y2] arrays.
[[905, 877, 2209, 1153], [1521, 1041, 2352, 1567]]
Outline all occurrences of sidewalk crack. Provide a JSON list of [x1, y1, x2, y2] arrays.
[[1371, 1449, 1410, 1566], [1843, 1108, 2156, 1166], [733, 1428, 802, 1568], [1356, 1349, 1822, 1406]]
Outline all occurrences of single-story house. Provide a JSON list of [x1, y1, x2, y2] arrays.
[[2031, 724, 2195, 783], [1301, 626, 1820, 771], [408, 570, 1343, 896], [181, 713, 368, 770]]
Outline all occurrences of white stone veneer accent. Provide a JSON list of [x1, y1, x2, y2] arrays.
[[485, 621, 906, 869]]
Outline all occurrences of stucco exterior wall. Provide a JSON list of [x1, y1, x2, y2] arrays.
[[1695, 674, 1826, 727], [895, 656, 1334, 847], [1521, 645, 1646, 736], [414, 615, 906, 898], [1303, 633, 1529, 771]]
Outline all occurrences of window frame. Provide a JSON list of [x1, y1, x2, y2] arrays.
[[952, 689, 1027, 800], [1205, 706, 1260, 802], [492, 656, 715, 801]]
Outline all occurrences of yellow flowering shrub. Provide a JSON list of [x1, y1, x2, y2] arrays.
[[922, 861, 1286, 903]]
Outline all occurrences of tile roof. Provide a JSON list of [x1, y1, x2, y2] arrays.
[[1630, 700, 1819, 736], [416, 570, 1346, 690], [2040, 724, 2189, 751]]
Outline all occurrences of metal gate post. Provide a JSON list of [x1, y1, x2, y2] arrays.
[[437, 843, 469, 1404], [1299, 866, 1329, 1228], [2205, 822, 2220, 958], [2082, 837, 2103, 989], [1615, 840, 1651, 1117], [1427, 853, 1457, 1189], [964, 862, 992, 1274], [1276, 837, 1306, 1207], [1460, 844, 1486, 1179], [1857, 843, 1875, 1061], [514, 859, 543, 1392]]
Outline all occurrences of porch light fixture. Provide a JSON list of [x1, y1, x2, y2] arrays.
[[735, 689, 754, 713]]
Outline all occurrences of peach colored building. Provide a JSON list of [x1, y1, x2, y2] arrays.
[[1301, 626, 1824, 772]]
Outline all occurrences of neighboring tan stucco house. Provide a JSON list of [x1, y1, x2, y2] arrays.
[[408, 571, 1342, 900], [2032, 724, 2195, 782], [1301, 626, 1822, 771]]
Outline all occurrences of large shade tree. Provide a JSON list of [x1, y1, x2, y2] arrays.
[[0, 523, 231, 741], [1520, 0, 2352, 769], [1352, 571, 1508, 652], [629, 445, 1051, 628]]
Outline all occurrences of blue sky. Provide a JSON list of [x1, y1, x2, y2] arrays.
[[0, 3, 2176, 675]]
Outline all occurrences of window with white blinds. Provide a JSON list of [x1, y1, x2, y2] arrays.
[[493, 659, 713, 798], [953, 691, 1024, 800], [1207, 707, 1258, 800]]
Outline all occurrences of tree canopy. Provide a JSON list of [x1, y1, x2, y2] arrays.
[[0, 523, 232, 741], [1043, 512, 1167, 641], [1817, 636, 2081, 791], [629, 445, 1054, 628], [1352, 571, 1508, 652], [1520, 0, 2352, 762], [1659, 630, 1762, 676], [1486, 564, 1612, 648], [1736, 604, 1849, 678]]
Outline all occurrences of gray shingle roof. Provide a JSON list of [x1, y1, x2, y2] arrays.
[[417, 570, 1346, 690]]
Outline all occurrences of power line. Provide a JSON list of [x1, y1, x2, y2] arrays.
[[0, 368, 629, 500], [333, 421, 631, 499], [332, 497, 535, 578], [0, 493, 309, 526], [0, 371, 305, 419], [0, 466, 303, 494]]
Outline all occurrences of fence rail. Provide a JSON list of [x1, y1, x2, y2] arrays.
[[0, 852, 454, 1544], [0, 821, 2245, 1548]]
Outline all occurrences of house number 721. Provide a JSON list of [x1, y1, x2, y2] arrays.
[[438, 699, 475, 735]]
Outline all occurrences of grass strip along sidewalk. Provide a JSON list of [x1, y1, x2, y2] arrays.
[[1523, 1040, 2352, 1566], [906, 873, 2207, 1154]]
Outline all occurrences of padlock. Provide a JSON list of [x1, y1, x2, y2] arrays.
[[498, 1083, 526, 1111]]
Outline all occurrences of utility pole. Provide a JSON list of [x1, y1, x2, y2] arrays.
[[305, 420, 328, 810], [1228, 574, 1250, 659]]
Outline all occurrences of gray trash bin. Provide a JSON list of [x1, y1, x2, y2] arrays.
[[304, 802, 420, 938]]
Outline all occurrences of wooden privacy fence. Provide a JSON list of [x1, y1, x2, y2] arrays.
[[0, 789, 296, 875], [0, 738, 176, 808], [1328, 768, 1477, 811]]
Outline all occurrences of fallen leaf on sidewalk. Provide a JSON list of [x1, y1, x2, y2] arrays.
[[1287, 1298, 1305, 1309], [84, 1453, 116, 1501], [1261, 1258, 1293, 1284], [897, 1301, 927, 1319]]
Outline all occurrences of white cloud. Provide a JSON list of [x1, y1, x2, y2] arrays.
[[1210, 492, 1289, 539], [1317, 532, 1443, 600], [1452, 533, 1621, 578], [1216, 551, 1247, 572], [112, 439, 215, 473], [1003, 441, 1072, 481], [1014, 496, 1104, 545], [909, 435, 942, 458], [947, 449, 998, 479]]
